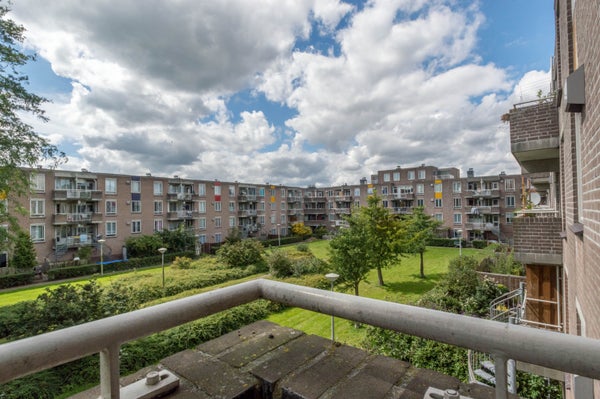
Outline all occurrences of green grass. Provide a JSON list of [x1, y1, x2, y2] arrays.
[[268, 245, 488, 347]]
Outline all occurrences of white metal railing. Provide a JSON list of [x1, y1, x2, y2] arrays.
[[1, 279, 600, 399]]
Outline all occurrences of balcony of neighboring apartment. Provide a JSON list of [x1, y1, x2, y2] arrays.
[[166, 209, 198, 221], [391, 206, 413, 215], [238, 208, 258, 217], [53, 188, 103, 201], [331, 206, 351, 215], [53, 212, 103, 225], [507, 96, 559, 173], [466, 205, 500, 215], [303, 206, 327, 215]]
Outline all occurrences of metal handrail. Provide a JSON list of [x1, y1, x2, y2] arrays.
[[1, 279, 600, 399]]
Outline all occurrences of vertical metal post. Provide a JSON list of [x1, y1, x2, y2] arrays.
[[158, 247, 167, 289], [493, 353, 508, 399], [100, 344, 120, 399], [325, 273, 339, 344]]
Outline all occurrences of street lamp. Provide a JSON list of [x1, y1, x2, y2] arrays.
[[457, 230, 462, 256], [277, 223, 281, 246], [158, 247, 167, 288], [98, 239, 106, 276], [325, 273, 339, 343]]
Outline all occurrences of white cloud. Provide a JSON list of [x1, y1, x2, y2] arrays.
[[9, 0, 548, 186]]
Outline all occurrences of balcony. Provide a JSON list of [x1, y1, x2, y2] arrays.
[[55, 235, 95, 248], [392, 207, 413, 214], [54, 189, 103, 201], [1, 280, 599, 399], [167, 192, 195, 201], [53, 212, 103, 224], [303, 208, 327, 214], [513, 210, 562, 265], [166, 210, 197, 220], [508, 98, 560, 173], [465, 222, 498, 232], [465, 189, 499, 198], [238, 194, 257, 202], [238, 209, 258, 217]]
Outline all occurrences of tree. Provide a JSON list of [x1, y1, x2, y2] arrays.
[[361, 194, 405, 286], [403, 207, 442, 278], [291, 222, 312, 237], [1, 5, 64, 249], [329, 217, 371, 296], [11, 231, 36, 270]]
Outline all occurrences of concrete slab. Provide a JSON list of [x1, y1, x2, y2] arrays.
[[197, 320, 289, 356], [280, 344, 369, 399], [161, 349, 259, 399]]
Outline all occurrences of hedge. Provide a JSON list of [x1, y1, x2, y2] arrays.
[[428, 238, 463, 248], [0, 272, 35, 289], [262, 236, 305, 247], [471, 240, 488, 249]]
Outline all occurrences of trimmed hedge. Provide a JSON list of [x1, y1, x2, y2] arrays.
[[428, 238, 463, 248], [262, 236, 305, 247], [471, 240, 488, 249], [0, 272, 35, 289], [47, 265, 98, 280]]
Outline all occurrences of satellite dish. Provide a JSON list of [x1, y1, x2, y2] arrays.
[[530, 192, 541, 206]]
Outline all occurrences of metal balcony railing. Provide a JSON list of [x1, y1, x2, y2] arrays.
[[1, 279, 600, 399]]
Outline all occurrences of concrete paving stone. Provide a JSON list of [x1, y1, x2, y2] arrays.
[[161, 349, 260, 399], [197, 320, 293, 356], [280, 344, 369, 399], [320, 355, 411, 399], [250, 334, 331, 397], [217, 324, 303, 368], [401, 368, 461, 398]]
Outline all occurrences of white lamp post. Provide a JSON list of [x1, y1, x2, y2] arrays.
[[325, 273, 339, 343], [277, 223, 281, 246], [457, 230, 462, 257], [158, 247, 167, 288], [98, 239, 106, 275]]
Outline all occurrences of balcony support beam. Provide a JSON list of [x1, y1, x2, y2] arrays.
[[100, 343, 121, 399]]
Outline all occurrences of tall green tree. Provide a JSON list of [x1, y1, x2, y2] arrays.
[[403, 206, 442, 278], [1, 4, 64, 248], [11, 230, 36, 270]]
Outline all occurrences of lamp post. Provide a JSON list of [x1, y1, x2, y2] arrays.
[[325, 273, 339, 343], [277, 223, 281, 246], [158, 247, 167, 288], [457, 230, 462, 257], [98, 239, 106, 276]]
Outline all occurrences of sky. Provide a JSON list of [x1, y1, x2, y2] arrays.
[[10, 0, 555, 187]]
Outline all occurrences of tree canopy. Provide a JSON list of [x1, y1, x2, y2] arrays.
[[402, 206, 442, 278]]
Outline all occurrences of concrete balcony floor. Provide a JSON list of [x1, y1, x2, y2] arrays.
[[71, 320, 504, 399]]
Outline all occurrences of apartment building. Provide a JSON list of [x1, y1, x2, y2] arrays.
[[506, 0, 599, 396], [370, 165, 525, 243], [3, 164, 525, 266]]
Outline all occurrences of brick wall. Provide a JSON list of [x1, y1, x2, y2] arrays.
[[513, 214, 563, 256], [509, 101, 559, 145]]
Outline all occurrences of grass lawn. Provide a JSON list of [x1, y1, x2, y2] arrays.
[[268, 245, 488, 347]]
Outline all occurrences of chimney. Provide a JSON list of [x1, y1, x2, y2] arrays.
[[467, 168, 474, 178]]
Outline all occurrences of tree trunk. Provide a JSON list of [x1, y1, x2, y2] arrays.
[[419, 251, 425, 278], [354, 282, 359, 296], [377, 266, 384, 286]]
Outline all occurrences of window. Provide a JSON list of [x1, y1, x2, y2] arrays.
[[229, 216, 236, 227], [416, 184, 424, 194], [229, 185, 235, 196], [435, 199, 442, 207], [434, 213, 443, 222], [417, 199, 424, 207], [30, 199, 45, 216], [131, 180, 141, 193], [354, 188, 361, 196], [106, 221, 117, 237], [153, 181, 163, 195], [281, 188, 286, 196], [506, 212, 514, 224], [281, 201, 286, 210], [153, 200, 163, 215], [383, 173, 390, 182], [229, 202, 235, 212], [105, 178, 117, 194], [407, 171, 415, 180], [453, 198, 462, 209], [381, 186, 388, 195], [506, 196, 515, 208], [215, 233, 222, 243], [30, 173, 45, 191], [106, 200, 117, 215], [214, 185, 221, 196], [505, 179, 515, 191], [198, 234, 206, 244], [434, 182, 443, 193], [214, 217, 221, 228], [154, 219, 163, 232], [199, 218, 206, 230], [30, 224, 45, 242], [418, 170, 426, 179], [492, 182, 499, 190], [259, 215, 265, 225], [453, 213, 462, 224], [382, 200, 388, 208], [131, 220, 141, 233], [198, 183, 206, 196], [453, 182, 461, 193], [259, 188, 265, 197], [198, 200, 206, 213], [131, 200, 141, 213], [393, 172, 400, 181], [270, 202, 276, 210], [270, 214, 276, 223], [281, 214, 286, 223], [214, 202, 221, 212]]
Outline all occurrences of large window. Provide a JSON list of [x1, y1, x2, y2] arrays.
[[435, 199, 442, 207], [30, 173, 45, 191], [198, 200, 206, 213], [505, 179, 515, 191], [229, 202, 235, 212], [506, 212, 514, 224], [393, 172, 400, 181], [131, 200, 141, 213], [214, 185, 221, 196], [131, 220, 141, 233], [418, 170, 426, 179], [30, 224, 45, 242], [106, 200, 117, 215], [198, 183, 206, 196], [417, 199, 424, 207], [30, 199, 45, 217], [153, 200, 163, 215], [131, 180, 141, 193], [199, 218, 206, 230], [416, 184, 424, 194], [453, 213, 462, 224], [453, 198, 462, 209], [106, 221, 117, 237], [229, 185, 235, 196], [105, 178, 117, 194], [407, 171, 415, 180], [214, 217, 221, 228], [153, 181, 163, 195], [214, 201, 222, 212], [229, 216, 236, 227], [453, 182, 461, 193], [383, 173, 390, 182], [154, 219, 163, 232], [506, 196, 515, 208]]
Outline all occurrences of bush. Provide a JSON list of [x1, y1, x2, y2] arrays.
[[267, 250, 293, 278], [296, 243, 310, 253], [217, 239, 264, 268], [428, 238, 460, 247], [171, 256, 193, 269], [47, 264, 98, 280], [472, 240, 487, 249], [292, 257, 327, 277], [0, 272, 35, 289]]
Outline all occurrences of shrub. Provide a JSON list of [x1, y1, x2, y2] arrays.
[[47, 264, 98, 280], [472, 240, 487, 249], [267, 250, 293, 278], [296, 243, 310, 253], [0, 272, 35, 289], [292, 257, 327, 277], [171, 256, 193, 269], [428, 238, 459, 247], [217, 239, 264, 268]]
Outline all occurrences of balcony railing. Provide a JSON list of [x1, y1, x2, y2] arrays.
[[1, 279, 600, 399], [53, 189, 103, 201]]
